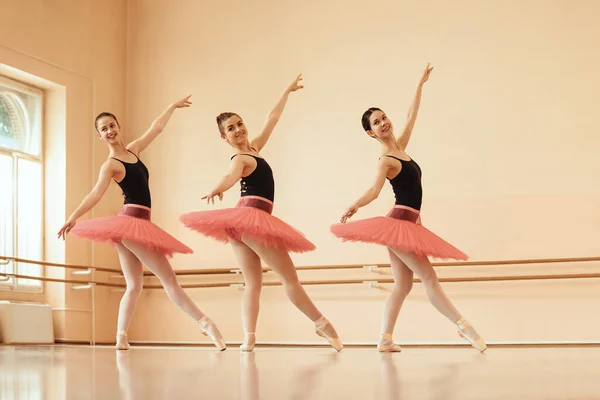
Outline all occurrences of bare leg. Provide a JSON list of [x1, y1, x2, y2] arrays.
[[241, 237, 321, 321], [230, 239, 262, 350], [389, 247, 486, 352], [241, 237, 342, 350], [115, 243, 144, 350], [388, 247, 461, 322], [381, 248, 414, 335], [121, 239, 225, 349]]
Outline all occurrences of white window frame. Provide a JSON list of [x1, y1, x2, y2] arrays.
[[0, 75, 45, 293]]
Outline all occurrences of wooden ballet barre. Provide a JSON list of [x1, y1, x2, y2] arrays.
[[0, 254, 255, 277], [273, 256, 600, 271], [0, 255, 121, 273], [140, 271, 600, 289], [0, 272, 126, 288], [3, 269, 598, 290], [140, 264, 386, 276], [431, 256, 600, 267], [141, 256, 600, 277], [2, 255, 599, 280], [141, 267, 270, 277]]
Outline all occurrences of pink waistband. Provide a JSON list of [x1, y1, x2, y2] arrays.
[[118, 204, 151, 220], [386, 205, 420, 223], [236, 196, 273, 214]]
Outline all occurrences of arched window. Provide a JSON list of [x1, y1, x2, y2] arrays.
[[0, 96, 15, 135], [0, 76, 43, 290]]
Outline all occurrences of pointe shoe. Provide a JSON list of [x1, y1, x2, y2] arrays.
[[116, 331, 130, 351], [240, 332, 256, 352], [315, 316, 343, 352], [198, 316, 227, 351], [377, 334, 402, 352], [456, 317, 487, 352]]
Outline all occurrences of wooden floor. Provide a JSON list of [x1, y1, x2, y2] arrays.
[[1, 345, 599, 399]]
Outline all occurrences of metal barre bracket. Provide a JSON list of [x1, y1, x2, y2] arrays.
[[363, 265, 380, 272], [72, 268, 95, 276], [71, 283, 96, 290], [362, 280, 379, 289]]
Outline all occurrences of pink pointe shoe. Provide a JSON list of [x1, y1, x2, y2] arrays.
[[377, 333, 402, 352], [456, 317, 487, 352], [240, 332, 256, 352], [315, 316, 343, 352], [116, 331, 130, 350], [198, 316, 227, 351]]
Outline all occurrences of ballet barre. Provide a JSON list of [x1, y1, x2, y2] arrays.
[[2, 255, 600, 288], [8, 271, 590, 290], [2, 255, 599, 346], [4, 264, 600, 290], [4, 268, 600, 291], [139, 271, 600, 289], [0, 255, 120, 273], [0, 271, 124, 288], [138, 256, 600, 277], [0, 258, 10, 281], [3, 255, 599, 280]]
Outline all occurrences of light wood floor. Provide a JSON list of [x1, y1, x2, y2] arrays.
[[1, 345, 599, 399]]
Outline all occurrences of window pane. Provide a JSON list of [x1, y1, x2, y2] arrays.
[[16, 158, 42, 287], [0, 87, 42, 157], [0, 100, 14, 137], [0, 153, 14, 284]]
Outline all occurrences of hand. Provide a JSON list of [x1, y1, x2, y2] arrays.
[[340, 204, 359, 223], [201, 189, 224, 204], [287, 74, 304, 92], [173, 95, 192, 109], [57, 220, 76, 240], [419, 63, 433, 85]]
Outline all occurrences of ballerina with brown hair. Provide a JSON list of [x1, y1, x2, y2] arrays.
[[58, 96, 226, 351], [331, 64, 486, 353], [180, 75, 343, 352]]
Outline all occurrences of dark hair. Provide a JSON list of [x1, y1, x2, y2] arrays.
[[361, 107, 382, 131], [216, 112, 240, 134], [95, 112, 119, 131]]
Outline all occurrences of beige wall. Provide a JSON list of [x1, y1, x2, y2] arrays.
[[123, 0, 600, 345], [127, 0, 600, 267], [0, 0, 127, 342], [2, 0, 599, 346]]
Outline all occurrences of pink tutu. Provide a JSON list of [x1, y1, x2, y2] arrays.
[[180, 196, 316, 253], [331, 205, 468, 260], [70, 204, 193, 258]]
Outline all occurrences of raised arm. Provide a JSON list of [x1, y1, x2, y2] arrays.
[[397, 64, 433, 150], [340, 158, 393, 223], [202, 155, 247, 204], [57, 160, 118, 239], [250, 74, 304, 152], [127, 95, 192, 155]]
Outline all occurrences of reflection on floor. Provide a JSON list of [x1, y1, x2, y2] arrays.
[[1, 345, 599, 399]]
